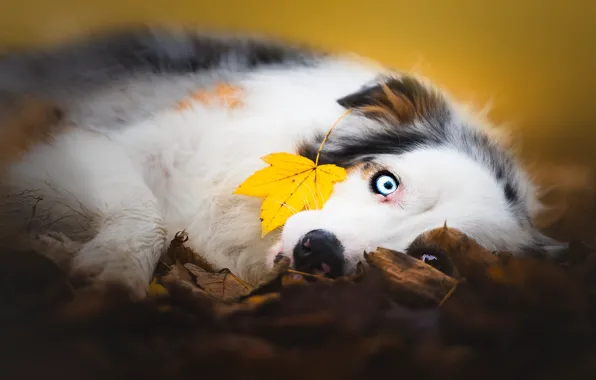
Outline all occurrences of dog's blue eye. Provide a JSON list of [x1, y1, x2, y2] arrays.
[[372, 172, 399, 196]]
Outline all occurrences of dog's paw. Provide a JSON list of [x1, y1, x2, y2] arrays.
[[72, 269, 149, 300], [70, 261, 149, 300], [69, 243, 152, 299]]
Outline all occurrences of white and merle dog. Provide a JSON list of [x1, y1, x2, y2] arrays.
[[0, 27, 562, 296]]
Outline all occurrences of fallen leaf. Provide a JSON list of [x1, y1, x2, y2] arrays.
[[184, 263, 253, 301], [147, 277, 168, 297], [365, 247, 458, 308], [413, 224, 499, 280], [164, 230, 215, 272], [156, 261, 209, 298], [235, 153, 347, 237], [234, 110, 352, 237]]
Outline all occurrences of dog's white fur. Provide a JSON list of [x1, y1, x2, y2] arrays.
[[0, 29, 559, 296]]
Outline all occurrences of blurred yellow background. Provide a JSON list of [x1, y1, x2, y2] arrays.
[[0, 0, 594, 237], [1, 1, 595, 161], [1, 1, 595, 179]]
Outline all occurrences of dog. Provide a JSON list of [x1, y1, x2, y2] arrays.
[[0, 27, 563, 296]]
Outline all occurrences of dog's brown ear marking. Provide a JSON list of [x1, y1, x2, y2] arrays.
[[337, 76, 447, 125]]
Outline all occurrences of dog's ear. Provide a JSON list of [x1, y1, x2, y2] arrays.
[[336, 83, 385, 110], [336, 76, 448, 125]]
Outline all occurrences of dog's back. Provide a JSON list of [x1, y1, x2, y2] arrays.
[[0, 27, 324, 130]]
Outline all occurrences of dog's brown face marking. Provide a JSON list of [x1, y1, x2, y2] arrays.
[[337, 75, 448, 125], [345, 162, 385, 180], [360, 162, 385, 180]]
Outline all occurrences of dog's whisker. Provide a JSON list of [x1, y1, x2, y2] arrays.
[[303, 181, 320, 211], [274, 200, 299, 216], [301, 190, 312, 211], [314, 181, 325, 211], [309, 181, 321, 210]]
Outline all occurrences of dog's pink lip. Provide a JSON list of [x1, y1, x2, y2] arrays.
[[312, 263, 332, 276]]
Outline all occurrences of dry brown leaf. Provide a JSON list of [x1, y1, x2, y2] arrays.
[[413, 224, 499, 280], [184, 263, 253, 301], [159, 261, 209, 297], [164, 231, 215, 271], [366, 247, 458, 307]]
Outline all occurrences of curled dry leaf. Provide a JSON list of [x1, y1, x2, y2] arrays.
[[159, 261, 209, 297], [149, 230, 215, 297], [184, 263, 253, 301], [412, 224, 499, 280], [365, 247, 458, 308], [164, 230, 215, 271]]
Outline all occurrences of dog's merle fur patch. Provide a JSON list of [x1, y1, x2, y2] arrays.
[[0, 27, 321, 92]]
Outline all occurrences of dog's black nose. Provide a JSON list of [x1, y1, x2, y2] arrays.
[[293, 229, 344, 278]]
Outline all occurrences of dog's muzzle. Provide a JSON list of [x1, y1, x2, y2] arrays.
[[292, 229, 345, 278]]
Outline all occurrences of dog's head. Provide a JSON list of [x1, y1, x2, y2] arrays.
[[270, 74, 564, 277]]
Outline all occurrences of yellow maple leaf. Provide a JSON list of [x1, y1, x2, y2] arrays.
[[234, 109, 352, 237]]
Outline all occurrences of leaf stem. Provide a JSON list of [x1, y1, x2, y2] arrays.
[[315, 108, 352, 166]]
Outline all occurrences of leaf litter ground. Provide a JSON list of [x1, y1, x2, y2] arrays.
[[2, 219, 596, 380]]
